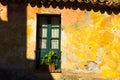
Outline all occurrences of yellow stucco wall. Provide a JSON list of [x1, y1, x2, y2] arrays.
[[1, 3, 120, 78], [26, 4, 120, 78]]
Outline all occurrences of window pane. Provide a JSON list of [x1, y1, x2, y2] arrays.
[[42, 28, 47, 38], [51, 17, 60, 27], [51, 40, 59, 49], [42, 25, 47, 27], [41, 39, 47, 48], [40, 16, 47, 25], [52, 25, 59, 27], [52, 29, 59, 38], [38, 16, 47, 26]]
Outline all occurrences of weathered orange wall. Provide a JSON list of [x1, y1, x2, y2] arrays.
[[0, 4, 7, 21], [26, 4, 120, 78], [1, 3, 120, 78]]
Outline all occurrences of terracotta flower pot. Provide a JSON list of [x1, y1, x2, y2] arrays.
[[48, 64, 55, 72]]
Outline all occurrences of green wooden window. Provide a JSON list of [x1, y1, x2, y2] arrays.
[[36, 14, 61, 71]]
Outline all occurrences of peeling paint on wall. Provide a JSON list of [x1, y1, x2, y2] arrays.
[[1, 3, 120, 78], [26, 4, 120, 78]]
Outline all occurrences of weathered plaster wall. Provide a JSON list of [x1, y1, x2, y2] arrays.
[[27, 4, 120, 78], [1, 3, 120, 78]]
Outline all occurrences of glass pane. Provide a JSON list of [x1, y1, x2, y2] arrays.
[[41, 39, 47, 48], [51, 17, 60, 27], [42, 28, 47, 37], [51, 40, 59, 49], [39, 16, 47, 26], [52, 25, 59, 27], [52, 29, 59, 38], [42, 25, 47, 27]]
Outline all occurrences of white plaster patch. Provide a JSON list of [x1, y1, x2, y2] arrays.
[[85, 61, 99, 73]]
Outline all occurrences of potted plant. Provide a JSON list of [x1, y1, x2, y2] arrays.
[[41, 50, 57, 72]]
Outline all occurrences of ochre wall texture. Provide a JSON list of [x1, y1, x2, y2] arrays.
[[27, 4, 120, 78], [1, 3, 120, 78]]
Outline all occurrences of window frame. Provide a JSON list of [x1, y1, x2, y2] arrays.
[[36, 14, 61, 72]]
